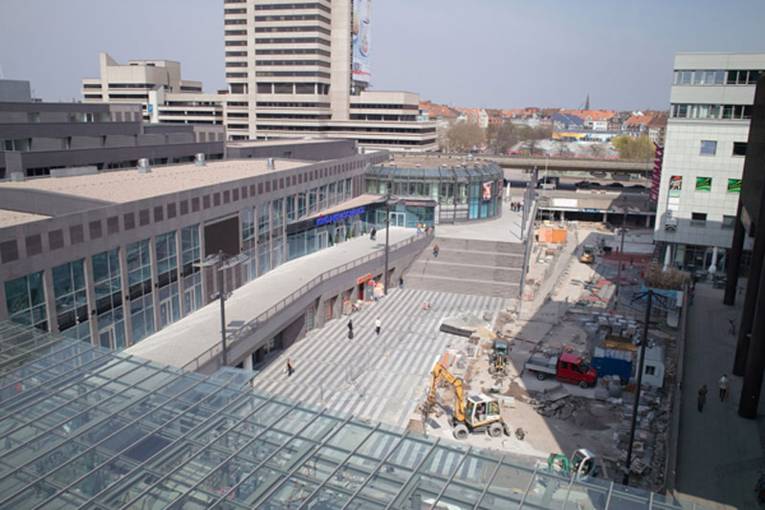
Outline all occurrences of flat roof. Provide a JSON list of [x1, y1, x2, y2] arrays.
[[0, 320, 692, 509], [303, 193, 385, 221], [227, 138, 347, 148], [0, 209, 51, 228], [0, 159, 308, 203]]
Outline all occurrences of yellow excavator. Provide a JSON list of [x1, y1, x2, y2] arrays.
[[424, 360, 511, 440]]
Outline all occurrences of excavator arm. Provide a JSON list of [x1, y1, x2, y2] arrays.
[[428, 361, 466, 423]]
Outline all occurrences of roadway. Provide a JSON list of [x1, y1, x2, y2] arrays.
[[487, 155, 653, 175]]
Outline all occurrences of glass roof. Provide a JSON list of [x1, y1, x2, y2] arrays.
[[368, 163, 504, 182], [0, 321, 699, 509]]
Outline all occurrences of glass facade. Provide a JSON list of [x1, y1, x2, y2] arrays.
[[92, 248, 126, 349], [126, 239, 154, 342], [366, 162, 503, 223], [52, 259, 89, 342], [4, 272, 46, 330], [258, 201, 271, 275]]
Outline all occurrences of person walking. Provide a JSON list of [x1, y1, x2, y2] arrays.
[[719, 374, 729, 402], [287, 358, 294, 377], [697, 384, 708, 412], [432, 243, 440, 258], [370, 228, 377, 241], [347, 318, 354, 339], [374, 317, 381, 335], [728, 319, 736, 336], [399, 276, 404, 288]]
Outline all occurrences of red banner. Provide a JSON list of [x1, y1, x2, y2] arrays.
[[650, 143, 664, 203]]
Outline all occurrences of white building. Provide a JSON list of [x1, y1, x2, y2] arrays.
[[654, 53, 764, 271], [223, 0, 437, 151]]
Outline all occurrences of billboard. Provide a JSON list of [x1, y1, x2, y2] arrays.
[[352, 0, 371, 83], [482, 181, 493, 201], [668, 176, 682, 197]]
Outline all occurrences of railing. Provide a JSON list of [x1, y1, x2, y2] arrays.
[[182, 231, 433, 372]]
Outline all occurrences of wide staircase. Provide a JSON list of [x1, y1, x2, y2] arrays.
[[404, 236, 524, 297]]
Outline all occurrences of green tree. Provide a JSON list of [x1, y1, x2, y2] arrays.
[[447, 122, 485, 152], [486, 121, 520, 155], [612, 135, 655, 161]]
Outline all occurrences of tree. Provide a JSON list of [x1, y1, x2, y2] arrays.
[[446, 122, 485, 152], [486, 121, 521, 155], [589, 144, 606, 159], [612, 135, 655, 161]]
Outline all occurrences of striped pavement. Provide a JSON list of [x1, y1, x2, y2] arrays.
[[252, 288, 505, 432]]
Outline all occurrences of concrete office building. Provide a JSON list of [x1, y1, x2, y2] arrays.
[[0, 141, 388, 350], [654, 53, 765, 271], [82, 53, 242, 134], [223, 0, 437, 150], [0, 97, 225, 179]]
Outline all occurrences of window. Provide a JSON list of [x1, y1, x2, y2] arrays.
[[155, 231, 180, 329], [695, 177, 712, 192], [733, 142, 748, 156], [53, 260, 89, 342], [700, 140, 717, 156], [722, 215, 736, 229], [127, 239, 154, 342], [181, 225, 203, 314], [4, 272, 47, 330], [92, 249, 126, 349], [727, 179, 742, 193], [691, 212, 707, 224], [645, 365, 656, 376]]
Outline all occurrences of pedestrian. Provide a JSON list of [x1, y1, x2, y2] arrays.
[[370, 228, 377, 241], [399, 276, 404, 288], [287, 358, 294, 377], [697, 384, 707, 412], [729, 319, 736, 336], [347, 318, 353, 333], [375, 317, 381, 335], [719, 374, 729, 402], [432, 243, 440, 258]]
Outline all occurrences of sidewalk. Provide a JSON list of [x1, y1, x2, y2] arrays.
[[675, 282, 762, 510]]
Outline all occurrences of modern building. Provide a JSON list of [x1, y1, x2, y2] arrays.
[[0, 79, 33, 102], [222, 0, 437, 150], [365, 156, 504, 224], [0, 141, 384, 350], [0, 97, 225, 179], [654, 52, 765, 271]]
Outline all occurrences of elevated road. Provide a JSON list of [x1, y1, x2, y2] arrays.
[[487, 156, 653, 175]]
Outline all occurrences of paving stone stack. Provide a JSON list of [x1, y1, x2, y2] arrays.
[[405, 236, 524, 298]]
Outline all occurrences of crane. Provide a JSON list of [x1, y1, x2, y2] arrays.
[[424, 360, 510, 440]]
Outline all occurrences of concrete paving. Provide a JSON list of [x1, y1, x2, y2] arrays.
[[251, 288, 505, 429], [126, 227, 418, 368], [436, 200, 523, 243], [675, 282, 762, 510]]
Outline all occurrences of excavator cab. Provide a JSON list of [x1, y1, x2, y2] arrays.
[[489, 340, 509, 376], [545, 449, 599, 481]]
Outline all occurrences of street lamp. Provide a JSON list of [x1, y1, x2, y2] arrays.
[[383, 183, 400, 296], [194, 250, 249, 367]]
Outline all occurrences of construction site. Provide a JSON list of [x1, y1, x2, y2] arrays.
[[250, 198, 687, 497]]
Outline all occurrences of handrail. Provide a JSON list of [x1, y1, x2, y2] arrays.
[[182, 230, 433, 371]]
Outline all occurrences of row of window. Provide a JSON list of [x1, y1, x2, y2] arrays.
[[255, 59, 330, 68], [254, 3, 331, 14], [4, 225, 202, 348], [668, 175, 741, 194], [255, 71, 331, 78], [255, 14, 331, 24], [256, 48, 330, 57], [256, 82, 330, 95], [690, 212, 736, 229], [253, 36, 330, 46], [256, 101, 330, 108], [698, 140, 748, 156], [254, 25, 331, 36], [673, 69, 763, 86], [670, 103, 752, 120]]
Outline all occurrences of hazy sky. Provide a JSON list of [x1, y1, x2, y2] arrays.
[[1, 0, 764, 110]]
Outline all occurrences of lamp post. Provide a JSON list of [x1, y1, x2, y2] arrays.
[[383, 184, 400, 296], [194, 250, 248, 367]]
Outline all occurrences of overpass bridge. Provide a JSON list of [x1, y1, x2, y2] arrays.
[[486, 156, 653, 176]]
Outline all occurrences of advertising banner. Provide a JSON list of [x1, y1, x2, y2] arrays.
[[482, 181, 492, 201], [352, 0, 372, 83], [668, 176, 682, 197], [695, 177, 712, 192], [727, 178, 742, 193]]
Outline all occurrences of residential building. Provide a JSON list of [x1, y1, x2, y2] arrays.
[[622, 111, 668, 145], [456, 107, 489, 129], [222, 0, 437, 150], [0, 140, 385, 349], [0, 98, 224, 179], [654, 52, 765, 271], [558, 109, 616, 131], [419, 100, 459, 149]]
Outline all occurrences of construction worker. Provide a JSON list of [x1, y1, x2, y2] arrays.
[[719, 374, 729, 402], [697, 384, 707, 412]]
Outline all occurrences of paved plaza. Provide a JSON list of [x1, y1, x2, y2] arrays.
[[252, 288, 506, 429]]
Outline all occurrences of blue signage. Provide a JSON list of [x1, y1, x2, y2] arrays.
[[315, 207, 366, 227]]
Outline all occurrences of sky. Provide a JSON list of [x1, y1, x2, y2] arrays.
[[1, 0, 764, 110]]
